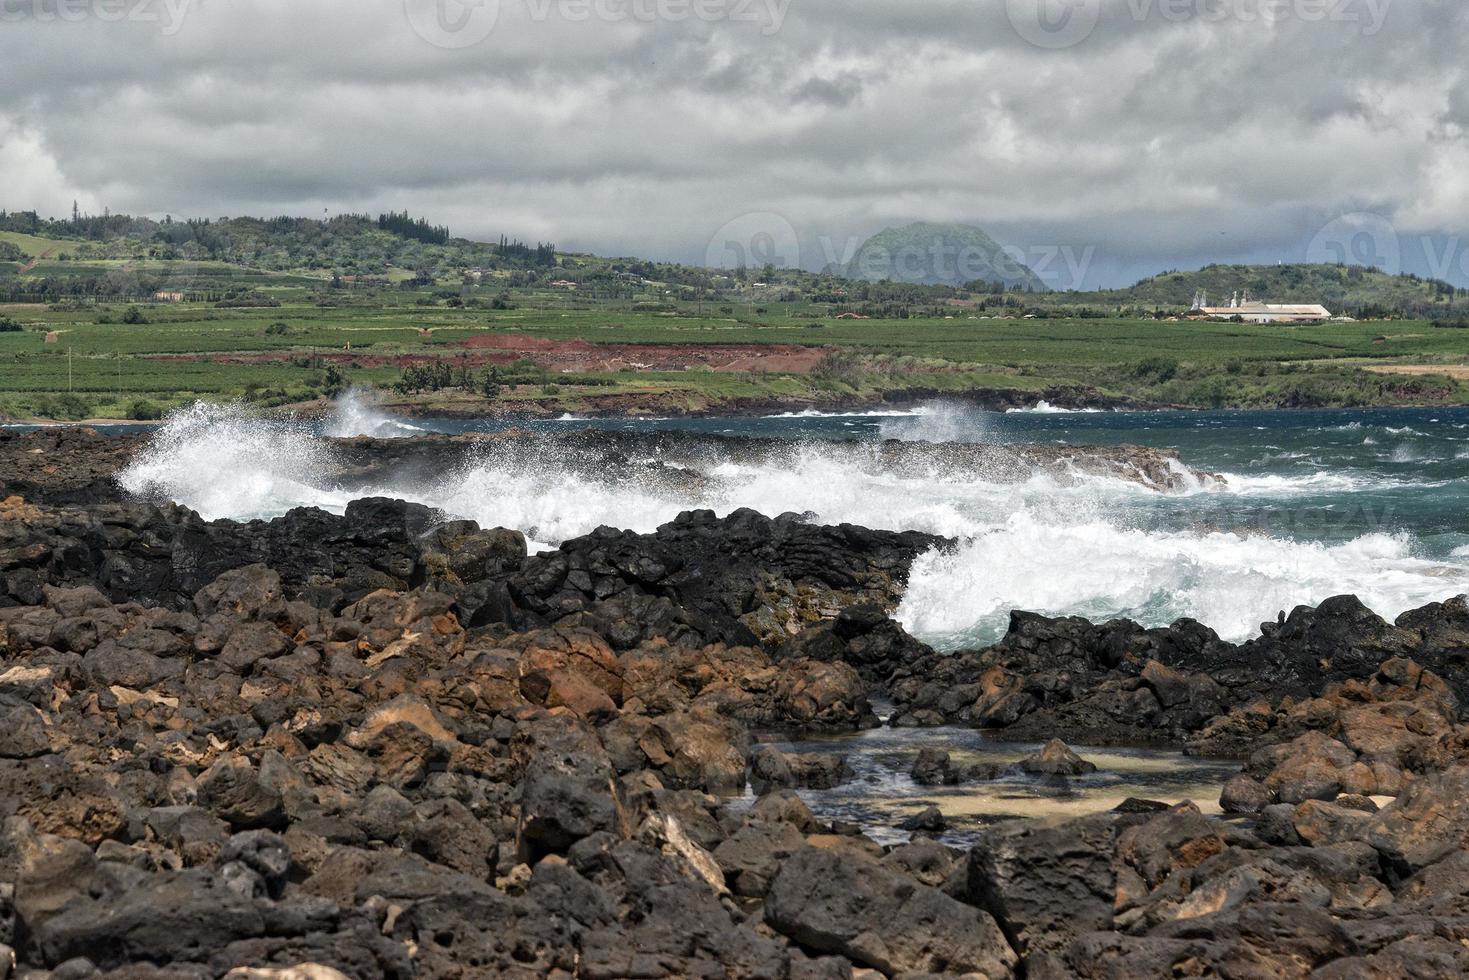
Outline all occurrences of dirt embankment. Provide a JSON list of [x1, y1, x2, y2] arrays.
[[1364, 364, 1469, 380]]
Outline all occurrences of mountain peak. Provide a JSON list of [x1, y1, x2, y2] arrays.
[[846, 222, 1046, 290]]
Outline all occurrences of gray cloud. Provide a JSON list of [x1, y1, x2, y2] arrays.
[[1, 0, 1466, 286]]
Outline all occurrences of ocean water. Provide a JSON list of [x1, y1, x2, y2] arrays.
[[112, 397, 1469, 648]]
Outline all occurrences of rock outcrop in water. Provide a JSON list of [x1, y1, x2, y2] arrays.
[[3, 433, 1469, 978], [0, 425, 1219, 511]]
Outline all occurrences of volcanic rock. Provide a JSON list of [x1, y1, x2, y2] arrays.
[[765, 846, 1018, 977]]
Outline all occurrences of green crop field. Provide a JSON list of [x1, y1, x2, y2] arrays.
[[2, 242, 1468, 421]]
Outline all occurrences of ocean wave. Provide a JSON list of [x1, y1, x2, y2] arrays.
[[763, 408, 930, 419], [897, 517, 1469, 646], [1006, 401, 1104, 414], [113, 402, 1175, 539], [1205, 470, 1419, 497], [1390, 444, 1424, 463]]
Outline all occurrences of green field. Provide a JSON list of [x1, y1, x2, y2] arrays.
[[3, 293, 1468, 421], [3, 243, 1468, 420]]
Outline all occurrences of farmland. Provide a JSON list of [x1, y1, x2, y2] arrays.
[[3, 279, 1469, 420], [2, 214, 1468, 420]]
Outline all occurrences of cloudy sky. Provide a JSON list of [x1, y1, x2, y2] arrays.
[[2, 0, 1466, 287]]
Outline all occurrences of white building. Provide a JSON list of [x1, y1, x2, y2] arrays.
[[1197, 291, 1330, 323]]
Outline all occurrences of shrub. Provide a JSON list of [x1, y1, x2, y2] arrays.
[[0, 317, 21, 332], [121, 306, 148, 325], [1133, 356, 1179, 383], [36, 393, 93, 420], [127, 399, 164, 420], [265, 321, 291, 335]]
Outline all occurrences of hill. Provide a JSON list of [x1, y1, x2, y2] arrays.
[[845, 222, 1047, 291], [0, 209, 558, 279], [0, 230, 85, 262], [3, 206, 1465, 318], [1074, 263, 1462, 318]]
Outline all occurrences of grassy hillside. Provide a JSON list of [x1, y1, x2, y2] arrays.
[[3, 207, 1465, 317], [1071, 263, 1460, 317], [0, 231, 85, 261]]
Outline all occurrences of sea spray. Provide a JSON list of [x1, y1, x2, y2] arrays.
[[322, 388, 425, 438], [877, 401, 994, 443], [117, 402, 354, 520]]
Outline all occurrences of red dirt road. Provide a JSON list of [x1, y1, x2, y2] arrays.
[[151, 333, 830, 375]]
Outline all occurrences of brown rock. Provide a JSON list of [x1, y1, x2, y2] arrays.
[[1021, 739, 1098, 776], [1219, 773, 1272, 814], [197, 754, 285, 830], [1366, 764, 1469, 878], [1257, 732, 1357, 804], [1117, 805, 1225, 889]]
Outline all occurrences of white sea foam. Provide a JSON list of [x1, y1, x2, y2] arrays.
[[764, 408, 930, 419], [1006, 401, 1104, 414], [1391, 444, 1424, 463], [1205, 470, 1417, 496], [118, 402, 354, 519], [897, 520, 1469, 646]]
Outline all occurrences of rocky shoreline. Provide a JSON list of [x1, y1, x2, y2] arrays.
[[1, 435, 1468, 978]]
